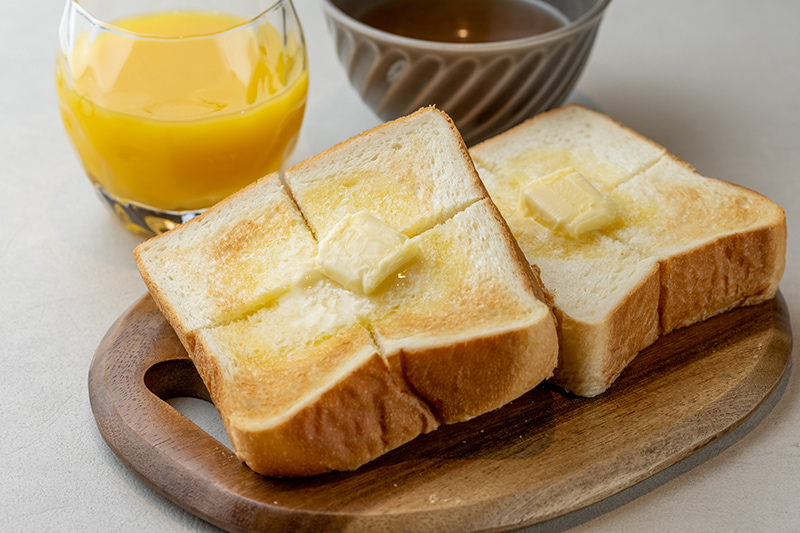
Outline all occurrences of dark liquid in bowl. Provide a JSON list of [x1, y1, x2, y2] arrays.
[[356, 0, 566, 43]]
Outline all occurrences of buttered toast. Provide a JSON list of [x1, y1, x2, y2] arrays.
[[135, 108, 558, 477], [470, 105, 786, 397]]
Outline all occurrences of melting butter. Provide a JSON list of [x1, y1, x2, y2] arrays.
[[519, 167, 617, 238], [315, 210, 418, 295]]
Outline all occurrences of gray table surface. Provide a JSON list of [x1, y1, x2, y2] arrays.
[[2, 0, 798, 531]]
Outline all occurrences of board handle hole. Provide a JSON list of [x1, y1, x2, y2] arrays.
[[144, 358, 233, 449], [144, 358, 212, 402]]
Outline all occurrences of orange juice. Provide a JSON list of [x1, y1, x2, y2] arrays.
[[56, 10, 308, 213]]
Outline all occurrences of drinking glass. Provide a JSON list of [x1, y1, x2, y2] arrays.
[[56, 0, 308, 237]]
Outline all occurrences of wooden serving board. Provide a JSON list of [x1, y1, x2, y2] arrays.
[[89, 293, 792, 533]]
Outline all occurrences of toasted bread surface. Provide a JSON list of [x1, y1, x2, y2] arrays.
[[505, 219, 661, 397], [134, 174, 318, 350]]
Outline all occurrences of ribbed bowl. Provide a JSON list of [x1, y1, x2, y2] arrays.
[[321, 0, 611, 145]]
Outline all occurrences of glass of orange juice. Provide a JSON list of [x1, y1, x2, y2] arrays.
[[56, 0, 308, 237]]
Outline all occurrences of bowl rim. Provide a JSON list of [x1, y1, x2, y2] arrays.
[[320, 0, 612, 51]]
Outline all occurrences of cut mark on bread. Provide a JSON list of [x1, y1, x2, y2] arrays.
[[206, 286, 292, 333], [280, 174, 319, 242], [360, 320, 443, 426], [284, 106, 490, 242]]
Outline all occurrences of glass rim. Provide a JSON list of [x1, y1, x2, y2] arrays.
[[67, 0, 291, 40]]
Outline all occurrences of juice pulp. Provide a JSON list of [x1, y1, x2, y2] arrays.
[[56, 11, 308, 212]]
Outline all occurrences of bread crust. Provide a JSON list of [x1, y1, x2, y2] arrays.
[[549, 260, 660, 397], [659, 215, 786, 334], [218, 352, 439, 478], [392, 316, 558, 423]]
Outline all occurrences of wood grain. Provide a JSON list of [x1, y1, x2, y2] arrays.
[[88, 292, 792, 533]]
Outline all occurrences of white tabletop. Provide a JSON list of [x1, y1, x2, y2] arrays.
[[2, 0, 798, 531]]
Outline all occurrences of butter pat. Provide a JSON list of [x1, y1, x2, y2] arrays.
[[520, 168, 616, 237], [316, 210, 417, 295]]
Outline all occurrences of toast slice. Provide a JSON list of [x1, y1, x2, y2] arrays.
[[135, 107, 558, 477], [470, 105, 786, 397]]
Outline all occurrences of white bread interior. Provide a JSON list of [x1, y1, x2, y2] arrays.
[[470, 104, 786, 397], [135, 107, 558, 477]]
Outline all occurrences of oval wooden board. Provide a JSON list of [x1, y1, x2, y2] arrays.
[[89, 293, 792, 533]]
